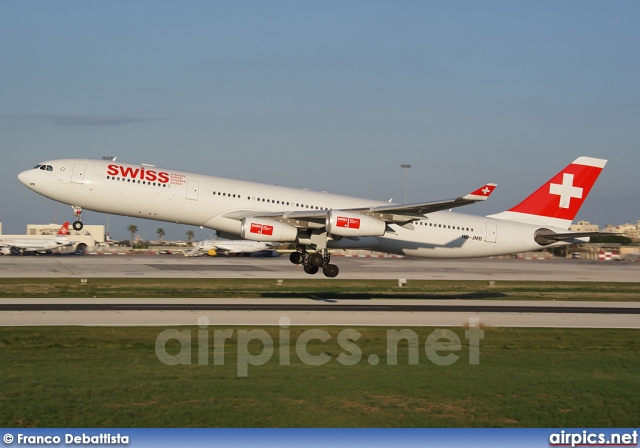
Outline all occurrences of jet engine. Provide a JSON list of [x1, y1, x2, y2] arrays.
[[326, 210, 386, 237], [240, 218, 298, 242]]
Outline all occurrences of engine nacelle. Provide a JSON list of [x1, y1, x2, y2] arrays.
[[240, 217, 298, 242], [326, 210, 386, 237]]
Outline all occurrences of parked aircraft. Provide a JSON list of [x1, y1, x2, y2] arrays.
[[184, 239, 279, 257], [18, 156, 607, 276], [0, 222, 74, 255]]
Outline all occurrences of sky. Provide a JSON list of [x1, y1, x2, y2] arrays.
[[1, 1, 639, 240]]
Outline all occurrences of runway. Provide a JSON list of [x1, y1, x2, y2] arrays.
[[1, 298, 639, 328], [1, 255, 638, 328], [0, 254, 639, 281]]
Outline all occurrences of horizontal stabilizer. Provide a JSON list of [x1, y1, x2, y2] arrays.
[[535, 231, 607, 241], [533, 229, 622, 246]]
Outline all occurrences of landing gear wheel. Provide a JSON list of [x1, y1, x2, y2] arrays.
[[308, 253, 324, 267], [303, 264, 319, 275], [323, 264, 339, 278], [289, 252, 304, 264], [71, 206, 83, 231]]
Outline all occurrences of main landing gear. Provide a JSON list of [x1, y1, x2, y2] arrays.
[[71, 206, 84, 231], [289, 246, 340, 278]]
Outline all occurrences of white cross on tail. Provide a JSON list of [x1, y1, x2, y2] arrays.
[[549, 173, 583, 208]]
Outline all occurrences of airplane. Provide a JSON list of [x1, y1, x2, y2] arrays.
[[184, 239, 280, 257], [18, 156, 608, 276], [0, 222, 75, 255]]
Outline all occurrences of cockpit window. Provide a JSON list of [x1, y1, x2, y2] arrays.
[[40, 165, 46, 170], [46, 165, 53, 171], [37, 165, 53, 171], [33, 164, 41, 169]]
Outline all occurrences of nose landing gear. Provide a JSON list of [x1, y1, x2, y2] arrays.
[[289, 246, 340, 278], [71, 206, 84, 231]]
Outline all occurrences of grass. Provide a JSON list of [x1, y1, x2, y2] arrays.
[[1, 278, 640, 301], [1, 279, 638, 427], [1, 326, 639, 427]]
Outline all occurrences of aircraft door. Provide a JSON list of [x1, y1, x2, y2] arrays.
[[186, 180, 199, 200], [71, 163, 87, 184], [485, 222, 497, 243]]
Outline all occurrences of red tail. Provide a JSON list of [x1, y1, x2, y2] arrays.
[[489, 157, 606, 228], [57, 222, 70, 237]]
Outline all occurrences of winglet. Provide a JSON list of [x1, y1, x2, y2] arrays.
[[463, 183, 497, 201]]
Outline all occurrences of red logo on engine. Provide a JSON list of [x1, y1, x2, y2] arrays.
[[250, 223, 274, 236], [336, 216, 360, 229]]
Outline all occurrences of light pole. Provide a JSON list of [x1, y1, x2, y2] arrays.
[[401, 164, 411, 203]]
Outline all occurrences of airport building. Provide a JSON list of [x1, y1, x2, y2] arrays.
[[569, 220, 600, 233], [602, 221, 640, 241], [570, 220, 640, 242]]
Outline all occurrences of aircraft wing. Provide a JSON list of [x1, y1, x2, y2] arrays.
[[222, 183, 497, 229], [355, 183, 497, 221]]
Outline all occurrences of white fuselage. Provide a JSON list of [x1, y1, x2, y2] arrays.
[[19, 158, 565, 258], [186, 240, 277, 255], [0, 237, 70, 253]]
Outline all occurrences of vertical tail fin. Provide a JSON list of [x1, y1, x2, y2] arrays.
[[488, 157, 607, 228], [55, 222, 70, 238]]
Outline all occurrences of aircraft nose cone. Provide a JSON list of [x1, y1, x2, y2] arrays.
[[18, 169, 32, 187]]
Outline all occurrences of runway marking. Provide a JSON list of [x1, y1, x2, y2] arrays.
[[2, 303, 639, 314], [146, 264, 270, 271]]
